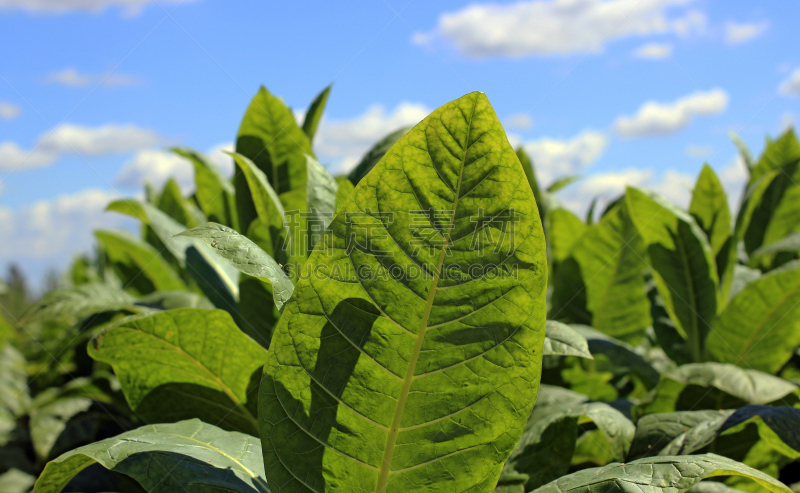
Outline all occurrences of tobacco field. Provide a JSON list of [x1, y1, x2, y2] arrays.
[[1, 85, 800, 493]]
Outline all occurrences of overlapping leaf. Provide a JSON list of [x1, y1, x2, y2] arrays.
[[530, 454, 792, 493], [32, 419, 268, 493], [635, 363, 799, 417], [543, 320, 592, 359], [552, 203, 650, 344], [89, 308, 266, 435], [177, 223, 293, 310], [259, 92, 547, 492], [626, 187, 718, 361], [706, 261, 800, 373]]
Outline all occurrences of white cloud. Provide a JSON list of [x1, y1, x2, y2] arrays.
[[504, 113, 534, 130], [0, 188, 131, 260], [779, 69, 800, 96], [413, 0, 705, 58], [0, 102, 21, 121], [39, 123, 162, 155], [685, 145, 713, 157], [632, 42, 672, 59], [522, 130, 608, 186], [557, 168, 651, 216], [115, 150, 194, 191], [207, 143, 235, 177], [45, 68, 142, 88], [0, 0, 192, 16], [724, 21, 768, 45], [0, 142, 57, 171], [614, 88, 728, 137], [315, 102, 429, 174], [115, 144, 234, 191], [0, 123, 163, 171]]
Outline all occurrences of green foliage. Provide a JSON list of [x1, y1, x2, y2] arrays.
[[706, 261, 800, 373], [259, 91, 548, 492], [88, 309, 264, 435], [33, 419, 267, 493], [626, 187, 718, 362], [6, 84, 800, 493], [551, 202, 651, 344]]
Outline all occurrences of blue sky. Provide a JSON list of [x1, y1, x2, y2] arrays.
[[1, 0, 799, 288]]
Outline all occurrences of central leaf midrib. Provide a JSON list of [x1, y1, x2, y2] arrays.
[[374, 98, 477, 493]]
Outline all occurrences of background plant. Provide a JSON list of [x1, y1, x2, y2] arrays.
[[0, 84, 799, 493]]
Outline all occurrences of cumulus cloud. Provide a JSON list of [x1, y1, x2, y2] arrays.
[[0, 123, 163, 171], [0, 102, 21, 121], [413, 0, 705, 58], [314, 102, 429, 174], [115, 144, 234, 191], [115, 150, 192, 190], [614, 88, 728, 137], [557, 168, 651, 216], [522, 130, 608, 186], [0, 0, 192, 16], [632, 42, 672, 59], [779, 69, 800, 96], [0, 142, 56, 171], [45, 68, 142, 88], [724, 21, 768, 45], [207, 143, 235, 177], [0, 188, 131, 260], [504, 113, 534, 130]]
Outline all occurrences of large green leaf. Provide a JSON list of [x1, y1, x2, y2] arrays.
[[515, 147, 542, 213], [635, 363, 799, 417], [156, 178, 204, 228], [33, 419, 268, 493], [95, 230, 186, 296], [28, 378, 122, 461], [728, 265, 761, 300], [720, 170, 779, 302], [501, 402, 633, 492], [751, 231, 800, 260], [21, 283, 135, 325], [171, 146, 237, 228], [745, 130, 800, 268], [107, 199, 240, 309], [626, 187, 718, 362], [302, 84, 331, 142], [347, 126, 412, 185], [571, 325, 660, 389], [177, 223, 294, 311], [235, 85, 313, 234], [547, 208, 585, 265], [306, 154, 339, 250], [0, 344, 29, 418], [229, 151, 286, 242], [630, 406, 800, 464], [749, 128, 800, 186], [690, 164, 731, 273], [530, 454, 792, 493], [88, 308, 266, 435], [543, 320, 592, 358], [706, 261, 800, 373], [629, 410, 729, 459], [552, 203, 651, 344], [259, 92, 547, 492]]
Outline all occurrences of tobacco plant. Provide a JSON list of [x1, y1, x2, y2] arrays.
[[1, 84, 799, 493]]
